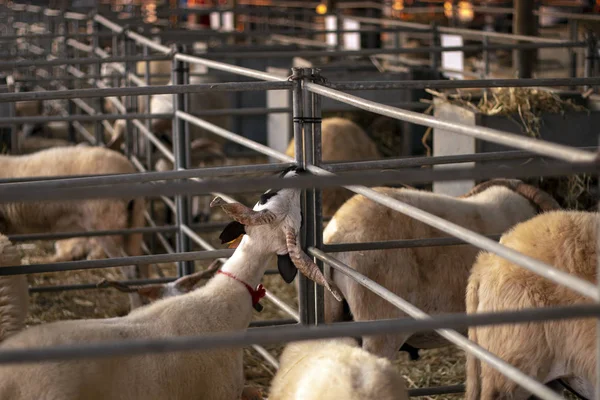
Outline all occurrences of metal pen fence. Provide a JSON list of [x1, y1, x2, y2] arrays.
[[0, 1, 599, 398]]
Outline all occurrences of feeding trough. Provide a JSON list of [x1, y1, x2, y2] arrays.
[[432, 87, 599, 208]]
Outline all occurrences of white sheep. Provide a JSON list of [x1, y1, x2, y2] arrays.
[[322, 179, 561, 360], [0, 235, 28, 342], [97, 259, 220, 302], [0, 166, 341, 400], [97, 260, 264, 400], [269, 337, 409, 400], [285, 117, 382, 218], [0, 146, 147, 309], [466, 210, 597, 400]]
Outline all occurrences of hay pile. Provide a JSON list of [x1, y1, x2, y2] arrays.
[[427, 87, 595, 210], [428, 87, 587, 138]]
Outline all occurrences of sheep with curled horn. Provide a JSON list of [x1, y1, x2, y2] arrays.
[[467, 210, 599, 400], [0, 166, 341, 400], [322, 178, 561, 361]]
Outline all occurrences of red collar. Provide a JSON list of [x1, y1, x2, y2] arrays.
[[217, 270, 266, 312]]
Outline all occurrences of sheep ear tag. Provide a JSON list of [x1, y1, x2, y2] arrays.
[[219, 221, 246, 248], [277, 254, 298, 284]]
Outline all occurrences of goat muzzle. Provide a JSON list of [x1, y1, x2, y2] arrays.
[[284, 227, 343, 302]]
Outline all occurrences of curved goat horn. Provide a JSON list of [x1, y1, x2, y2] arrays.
[[210, 196, 277, 226], [511, 181, 562, 212], [285, 227, 343, 302], [460, 179, 561, 212]]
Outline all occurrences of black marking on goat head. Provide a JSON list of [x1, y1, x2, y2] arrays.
[[278, 165, 308, 178], [219, 221, 246, 245], [259, 190, 278, 205], [277, 254, 298, 283]]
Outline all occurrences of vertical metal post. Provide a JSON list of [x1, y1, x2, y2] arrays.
[[597, 136, 600, 400], [336, 10, 343, 51], [431, 22, 440, 71], [513, 0, 536, 78], [301, 67, 317, 326], [311, 68, 325, 325], [129, 40, 139, 156], [597, 142, 600, 400], [182, 44, 192, 270], [143, 44, 156, 254], [570, 20, 579, 82], [68, 20, 79, 143], [290, 67, 311, 325], [123, 31, 132, 157], [172, 45, 193, 277], [112, 30, 119, 89], [366, 7, 375, 49], [91, 18, 104, 146], [585, 31, 597, 93], [7, 81, 17, 154], [483, 36, 490, 79]]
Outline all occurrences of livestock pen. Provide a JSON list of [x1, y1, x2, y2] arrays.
[[0, 1, 599, 398]]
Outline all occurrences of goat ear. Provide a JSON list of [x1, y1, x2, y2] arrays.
[[277, 253, 298, 284], [227, 235, 244, 249], [136, 285, 165, 302], [219, 221, 246, 245]]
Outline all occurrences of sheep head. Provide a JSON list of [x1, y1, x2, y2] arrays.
[[212, 166, 343, 302], [97, 260, 220, 302]]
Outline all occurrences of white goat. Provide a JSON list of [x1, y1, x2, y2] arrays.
[[285, 117, 382, 218], [323, 179, 561, 360], [0, 235, 28, 342], [269, 337, 408, 400], [0, 146, 147, 309], [0, 166, 341, 400], [466, 210, 598, 400]]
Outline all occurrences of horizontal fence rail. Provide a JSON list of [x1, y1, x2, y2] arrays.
[[0, 161, 594, 203], [0, 305, 596, 365]]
